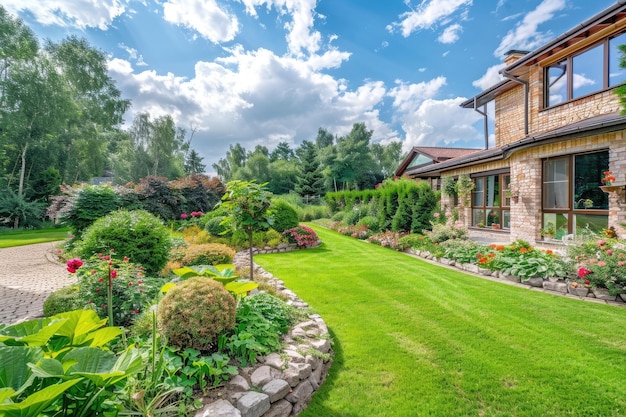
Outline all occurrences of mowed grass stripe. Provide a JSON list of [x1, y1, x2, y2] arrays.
[[255, 225, 626, 417]]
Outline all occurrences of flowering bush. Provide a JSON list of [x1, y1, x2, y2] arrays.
[[424, 221, 467, 243], [573, 239, 626, 294], [367, 231, 407, 251], [71, 252, 164, 326], [283, 225, 319, 247]]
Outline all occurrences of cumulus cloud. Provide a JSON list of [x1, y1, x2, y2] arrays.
[[494, 0, 566, 58], [1, 0, 127, 29], [162, 0, 239, 43], [390, 0, 472, 37], [438, 23, 463, 44], [472, 63, 505, 90]]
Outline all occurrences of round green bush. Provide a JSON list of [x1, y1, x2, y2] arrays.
[[270, 200, 299, 233], [357, 215, 380, 232], [158, 277, 236, 351], [204, 216, 230, 237], [330, 211, 345, 222], [63, 185, 120, 234], [73, 209, 172, 275], [43, 285, 80, 317]]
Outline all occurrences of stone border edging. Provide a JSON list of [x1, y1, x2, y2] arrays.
[[404, 248, 626, 307], [194, 250, 333, 417]]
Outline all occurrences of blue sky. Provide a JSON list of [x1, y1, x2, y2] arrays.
[[3, 0, 617, 174]]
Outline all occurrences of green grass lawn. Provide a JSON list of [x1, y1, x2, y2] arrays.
[[0, 228, 70, 248], [256, 226, 626, 417]]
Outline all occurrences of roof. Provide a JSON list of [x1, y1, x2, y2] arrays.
[[395, 146, 481, 177], [405, 113, 626, 177], [463, 1, 626, 108]]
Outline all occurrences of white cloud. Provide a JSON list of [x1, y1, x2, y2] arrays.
[[391, 0, 472, 37], [2, 0, 127, 29], [398, 97, 482, 150], [472, 63, 505, 90], [388, 77, 447, 114], [494, 0, 566, 58], [118, 43, 149, 66], [438, 23, 463, 44], [162, 0, 239, 43]]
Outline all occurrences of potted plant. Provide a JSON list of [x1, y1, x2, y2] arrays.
[[541, 222, 556, 240]]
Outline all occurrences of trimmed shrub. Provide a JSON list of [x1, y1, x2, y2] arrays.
[[43, 285, 80, 317], [181, 243, 235, 266], [357, 215, 379, 232], [158, 277, 236, 351], [270, 200, 299, 233], [73, 209, 172, 276], [205, 216, 230, 237], [330, 211, 345, 222], [62, 185, 120, 234]]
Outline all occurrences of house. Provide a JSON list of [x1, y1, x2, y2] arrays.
[[397, 1, 626, 244]]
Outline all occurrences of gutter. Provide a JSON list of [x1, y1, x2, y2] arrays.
[[473, 97, 489, 149], [500, 70, 529, 135]]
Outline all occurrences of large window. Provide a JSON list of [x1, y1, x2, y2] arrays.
[[544, 32, 626, 107], [542, 151, 608, 238], [471, 172, 510, 229]]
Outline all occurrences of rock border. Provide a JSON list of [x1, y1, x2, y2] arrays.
[[194, 249, 332, 417], [405, 248, 626, 307]]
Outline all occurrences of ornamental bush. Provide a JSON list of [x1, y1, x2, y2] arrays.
[[43, 285, 80, 317], [62, 185, 120, 235], [283, 225, 319, 247], [158, 277, 236, 351], [269, 200, 299, 232], [238, 292, 295, 334], [73, 209, 172, 275], [181, 243, 236, 266]]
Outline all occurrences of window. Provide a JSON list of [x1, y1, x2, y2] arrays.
[[542, 151, 608, 238], [471, 172, 510, 229], [544, 32, 626, 107]]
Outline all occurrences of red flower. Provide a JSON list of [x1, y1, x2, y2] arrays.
[[111, 270, 117, 279], [578, 267, 592, 278], [66, 258, 84, 273]]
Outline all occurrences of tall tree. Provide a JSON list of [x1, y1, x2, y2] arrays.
[[371, 141, 402, 178], [184, 149, 206, 174], [334, 122, 375, 190], [295, 140, 325, 200], [213, 143, 247, 182], [270, 141, 295, 162]]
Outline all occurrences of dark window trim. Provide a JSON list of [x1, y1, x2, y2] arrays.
[[470, 172, 511, 230]]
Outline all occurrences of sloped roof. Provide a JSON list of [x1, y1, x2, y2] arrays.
[[395, 146, 481, 177], [405, 113, 626, 177]]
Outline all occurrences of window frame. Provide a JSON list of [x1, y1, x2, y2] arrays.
[[541, 151, 609, 237], [543, 32, 626, 108], [470, 170, 510, 230]]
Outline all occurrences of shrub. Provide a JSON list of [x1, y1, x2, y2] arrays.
[[330, 211, 345, 222], [159, 277, 236, 351], [238, 292, 295, 334], [357, 215, 379, 232], [62, 185, 120, 234], [43, 285, 80, 317], [283, 225, 319, 247], [72, 254, 164, 327], [270, 200, 299, 232], [264, 229, 285, 248], [367, 231, 408, 251], [424, 221, 467, 243], [398, 234, 434, 252], [297, 204, 329, 222], [344, 206, 368, 226], [181, 243, 236, 266], [73, 209, 172, 276], [205, 215, 230, 237], [180, 225, 212, 244]]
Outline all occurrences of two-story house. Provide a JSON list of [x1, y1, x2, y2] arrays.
[[399, 1, 626, 245]]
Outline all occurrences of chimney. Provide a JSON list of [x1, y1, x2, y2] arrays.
[[504, 50, 529, 66]]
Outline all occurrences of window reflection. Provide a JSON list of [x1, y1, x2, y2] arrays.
[[572, 44, 602, 99], [609, 32, 626, 86]]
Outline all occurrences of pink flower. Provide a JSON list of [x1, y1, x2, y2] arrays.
[[180, 213, 188, 219], [578, 267, 592, 278], [111, 270, 117, 279], [433, 212, 440, 218], [607, 250, 613, 256], [598, 261, 607, 267], [66, 258, 84, 274]]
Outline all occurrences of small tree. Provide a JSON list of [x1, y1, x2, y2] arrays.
[[220, 180, 272, 279]]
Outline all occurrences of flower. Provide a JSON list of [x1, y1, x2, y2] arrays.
[[66, 258, 84, 274], [602, 170, 616, 185], [180, 213, 188, 219], [578, 267, 592, 278]]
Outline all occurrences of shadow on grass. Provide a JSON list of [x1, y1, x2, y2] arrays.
[[302, 327, 359, 417]]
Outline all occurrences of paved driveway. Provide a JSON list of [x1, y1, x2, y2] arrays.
[[0, 242, 75, 326]]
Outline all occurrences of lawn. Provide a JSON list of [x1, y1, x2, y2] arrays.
[[256, 226, 626, 417], [0, 228, 70, 248]]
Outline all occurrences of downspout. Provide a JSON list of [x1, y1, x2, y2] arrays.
[[473, 98, 489, 149], [501, 70, 529, 135]]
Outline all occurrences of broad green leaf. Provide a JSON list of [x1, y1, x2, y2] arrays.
[[0, 379, 81, 417], [28, 357, 65, 379], [224, 281, 259, 296], [1, 318, 66, 347], [0, 387, 15, 403], [0, 346, 43, 391], [83, 327, 122, 347], [160, 282, 177, 294], [52, 310, 108, 345], [64, 347, 116, 375]]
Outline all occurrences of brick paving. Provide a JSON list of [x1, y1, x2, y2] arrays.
[[0, 242, 75, 326]]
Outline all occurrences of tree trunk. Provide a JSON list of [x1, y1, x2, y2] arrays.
[[14, 144, 28, 229], [248, 227, 254, 280]]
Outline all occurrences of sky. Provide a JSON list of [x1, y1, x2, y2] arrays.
[[2, 0, 618, 175]]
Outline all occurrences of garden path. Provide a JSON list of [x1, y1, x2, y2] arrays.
[[0, 242, 75, 326]]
